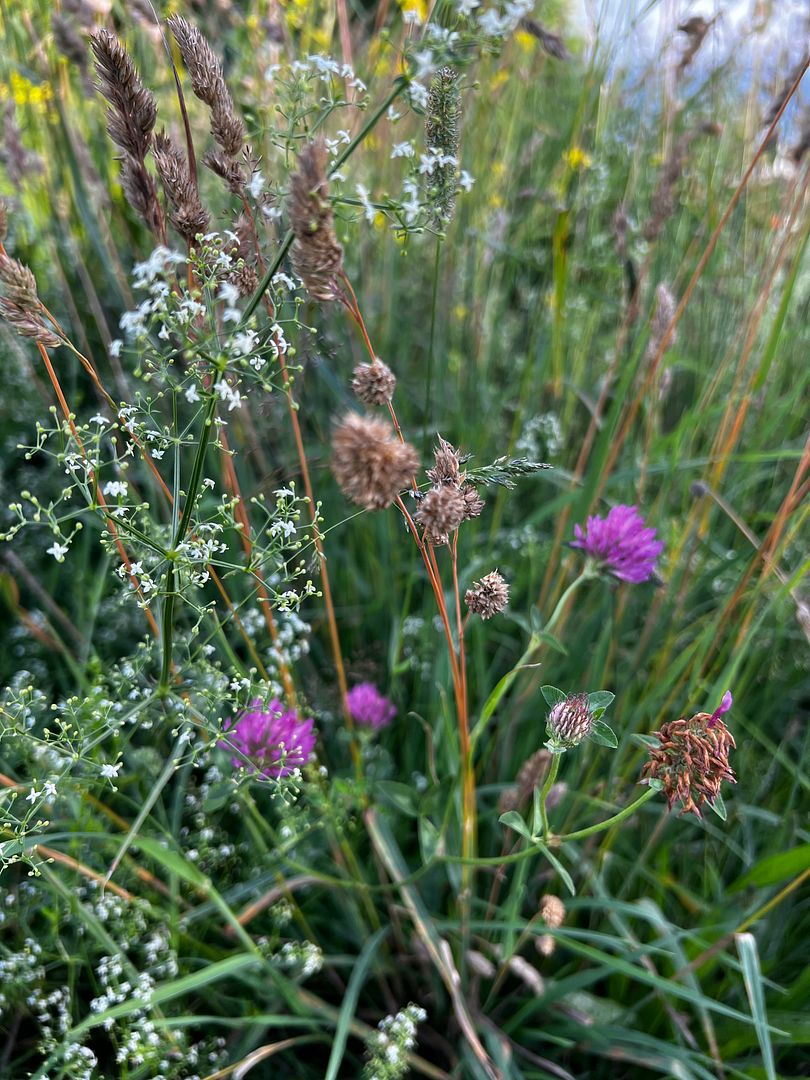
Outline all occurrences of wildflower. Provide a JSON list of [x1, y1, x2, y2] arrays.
[[415, 484, 466, 544], [220, 699, 316, 778], [465, 570, 509, 619], [640, 691, 736, 817], [346, 683, 397, 730], [289, 139, 344, 302], [571, 504, 663, 584], [46, 541, 69, 562], [547, 693, 593, 748], [563, 146, 592, 170], [351, 360, 397, 406], [331, 414, 419, 510]]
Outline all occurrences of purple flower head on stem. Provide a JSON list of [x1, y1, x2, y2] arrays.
[[572, 504, 664, 584], [220, 698, 316, 778], [708, 690, 732, 729], [346, 683, 397, 730]]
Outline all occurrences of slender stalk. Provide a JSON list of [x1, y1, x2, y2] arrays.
[[552, 786, 657, 842], [537, 753, 561, 839]]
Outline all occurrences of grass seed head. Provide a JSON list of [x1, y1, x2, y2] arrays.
[[331, 413, 419, 510]]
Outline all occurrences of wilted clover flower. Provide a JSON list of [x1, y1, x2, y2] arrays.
[[547, 693, 594, 748], [347, 682, 397, 730], [571, 504, 663, 583], [220, 698, 316, 778], [640, 690, 736, 817]]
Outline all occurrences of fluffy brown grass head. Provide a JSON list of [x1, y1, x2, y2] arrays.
[[331, 414, 419, 510]]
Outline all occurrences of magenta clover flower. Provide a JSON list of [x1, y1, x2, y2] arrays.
[[708, 690, 732, 729], [220, 698, 316, 778], [346, 683, 397, 730], [572, 504, 664, 584]]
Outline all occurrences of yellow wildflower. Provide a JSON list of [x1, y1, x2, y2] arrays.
[[563, 146, 592, 170]]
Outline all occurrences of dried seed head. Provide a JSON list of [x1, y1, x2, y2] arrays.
[[351, 360, 397, 406], [646, 282, 678, 362], [507, 955, 544, 995], [539, 895, 565, 929], [424, 67, 461, 228], [467, 950, 496, 979], [52, 14, 88, 69], [203, 150, 246, 195], [516, 749, 551, 801], [640, 698, 736, 818], [91, 29, 157, 160], [229, 262, 258, 297], [497, 786, 520, 814], [518, 18, 571, 59], [415, 484, 466, 544], [465, 570, 509, 620], [168, 15, 245, 157], [90, 29, 161, 234], [460, 484, 485, 521], [153, 131, 210, 243], [534, 934, 556, 958], [427, 435, 461, 485], [289, 139, 344, 302], [331, 413, 419, 510], [547, 693, 593, 748], [0, 254, 61, 348]]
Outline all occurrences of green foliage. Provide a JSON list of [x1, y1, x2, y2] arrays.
[[0, 0, 808, 1078]]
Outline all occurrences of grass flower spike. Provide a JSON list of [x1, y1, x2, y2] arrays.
[[572, 504, 663, 583]]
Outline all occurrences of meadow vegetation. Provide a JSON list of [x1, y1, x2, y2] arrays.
[[0, 1, 808, 1077]]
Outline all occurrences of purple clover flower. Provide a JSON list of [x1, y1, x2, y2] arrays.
[[708, 690, 732, 729], [572, 504, 664, 584], [346, 683, 397, 730], [220, 698, 316, 778]]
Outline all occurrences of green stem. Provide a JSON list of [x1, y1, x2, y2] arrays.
[[544, 564, 596, 636], [159, 383, 221, 693], [552, 787, 657, 841], [538, 753, 561, 839], [423, 236, 441, 456]]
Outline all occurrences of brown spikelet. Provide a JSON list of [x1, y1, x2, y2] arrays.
[[168, 15, 245, 158], [427, 435, 461, 485], [153, 131, 210, 243], [460, 484, 485, 521], [645, 282, 678, 362], [516, 749, 551, 801], [90, 28, 162, 235], [52, 14, 88, 69], [91, 29, 156, 160], [415, 484, 466, 544], [518, 18, 571, 60], [0, 254, 62, 348], [352, 360, 397, 406], [465, 570, 509, 620], [676, 16, 715, 78], [331, 414, 419, 510], [289, 139, 344, 302], [203, 150, 246, 195], [643, 125, 722, 244]]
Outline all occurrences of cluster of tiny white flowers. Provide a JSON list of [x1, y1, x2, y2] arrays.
[[276, 940, 324, 978], [363, 1004, 427, 1079], [476, 0, 534, 38]]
